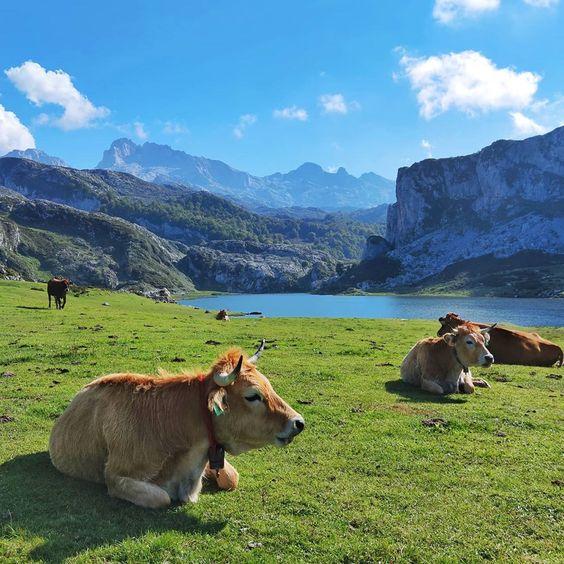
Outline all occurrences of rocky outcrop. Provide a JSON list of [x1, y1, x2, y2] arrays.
[[177, 240, 337, 293], [362, 235, 391, 261], [97, 139, 394, 211], [384, 126, 564, 287]]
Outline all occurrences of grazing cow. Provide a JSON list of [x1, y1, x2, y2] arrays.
[[49, 340, 305, 508], [438, 313, 563, 367], [216, 309, 229, 321], [401, 323, 495, 395], [47, 277, 71, 309]]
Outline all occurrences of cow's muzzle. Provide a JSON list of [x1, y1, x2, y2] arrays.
[[275, 416, 305, 447], [482, 354, 494, 367]]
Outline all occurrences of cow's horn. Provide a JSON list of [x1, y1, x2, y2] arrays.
[[213, 355, 243, 386], [481, 323, 497, 334], [248, 339, 266, 364]]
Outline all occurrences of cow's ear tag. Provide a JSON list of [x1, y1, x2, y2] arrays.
[[213, 403, 224, 416]]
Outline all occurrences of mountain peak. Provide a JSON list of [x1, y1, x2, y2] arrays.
[[2, 148, 68, 167]]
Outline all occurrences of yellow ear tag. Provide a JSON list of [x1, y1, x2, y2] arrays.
[[213, 403, 224, 416]]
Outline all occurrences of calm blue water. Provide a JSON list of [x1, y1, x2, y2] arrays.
[[179, 294, 564, 327]]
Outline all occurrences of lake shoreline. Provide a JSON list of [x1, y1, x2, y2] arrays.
[[178, 293, 564, 327]]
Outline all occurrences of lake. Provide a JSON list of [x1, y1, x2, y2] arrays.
[[179, 293, 564, 327]]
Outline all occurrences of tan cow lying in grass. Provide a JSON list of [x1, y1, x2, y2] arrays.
[[49, 341, 304, 508], [401, 323, 495, 395]]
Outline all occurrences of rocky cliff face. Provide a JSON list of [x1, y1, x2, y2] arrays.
[[97, 139, 394, 211], [384, 126, 564, 286], [177, 240, 337, 293]]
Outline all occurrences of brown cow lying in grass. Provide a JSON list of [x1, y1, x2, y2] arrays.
[[401, 323, 495, 395], [438, 313, 563, 367], [49, 341, 304, 508]]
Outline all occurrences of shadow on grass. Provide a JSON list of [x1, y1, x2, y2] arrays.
[[385, 379, 467, 404], [15, 306, 49, 310], [0, 452, 226, 562]]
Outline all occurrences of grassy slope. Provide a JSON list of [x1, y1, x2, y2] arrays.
[[0, 281, 562, 563]]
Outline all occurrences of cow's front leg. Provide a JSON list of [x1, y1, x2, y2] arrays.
[[459, 372, 475, 394], [421, 378, 444, 395], [158, 447, 208, 504], [105, 473, 171, 509]]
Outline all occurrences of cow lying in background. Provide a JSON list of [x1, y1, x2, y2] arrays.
[[216, 309, 229, 321], [47, 277, 71, 309], [49, 341, 305, 508], [401, 323, 495, 395], [438, 313, 563, 367]]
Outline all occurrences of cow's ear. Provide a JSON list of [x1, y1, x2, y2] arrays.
[[443, 333, 457, 347], [208, 387, 227, 416]]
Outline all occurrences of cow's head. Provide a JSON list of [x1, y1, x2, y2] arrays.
[[442, 323, 496, 368], [206, 340, 305, 455], [437, 312, 466, 336]]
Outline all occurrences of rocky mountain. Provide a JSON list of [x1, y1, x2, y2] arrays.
[[177, 240, 336, 293], [0, 157, 371, 260], [97, 138, 394, 211], [0, 158, 378, 292], [1, 148, 68, 167], [325, 126, 564, 297], [0, 188, 193, 291]]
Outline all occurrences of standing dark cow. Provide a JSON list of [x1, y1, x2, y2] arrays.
[[47, 278, 71, 310], [438, 313, 563, 367]]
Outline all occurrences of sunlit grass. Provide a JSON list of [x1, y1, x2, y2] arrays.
[[0, 280, 562, 562]]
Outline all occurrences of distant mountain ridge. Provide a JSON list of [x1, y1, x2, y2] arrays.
[[2, 148, 68, 167], [97, 138, 394, 211]]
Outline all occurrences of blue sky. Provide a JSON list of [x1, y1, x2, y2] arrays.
[[0, 0, 562, 179]]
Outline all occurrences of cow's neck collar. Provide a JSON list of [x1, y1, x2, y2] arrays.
[[453, 348, 469, 374], [198, 375, 225, 475]]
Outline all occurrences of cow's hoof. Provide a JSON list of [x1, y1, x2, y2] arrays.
[[473, 379, 491, 388]]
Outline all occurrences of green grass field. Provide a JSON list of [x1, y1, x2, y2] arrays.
[[0, 280, 562, 563]]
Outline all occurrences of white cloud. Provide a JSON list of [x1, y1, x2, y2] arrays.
[[233, 113, 257, 139], [433, 0, 500, 23], [509, 112, 547, 136], [0, 104, 35, 153], [133, 121, 148, 140], [273, 106, 308, 121], [162, 121, 188, 134], [508, 93, 564, 137], [523, 0, 558, 7], [400, 50, 540, 119], [319, 93, 360, 115], [5, 61, 109, 130], [421, 139, 433, 157]]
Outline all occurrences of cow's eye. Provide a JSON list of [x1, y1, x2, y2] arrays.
[[466, 340, 474, 346], [245, 393, 262, 402]]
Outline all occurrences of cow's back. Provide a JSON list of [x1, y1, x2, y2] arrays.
[[487, 328, 562, 366]]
